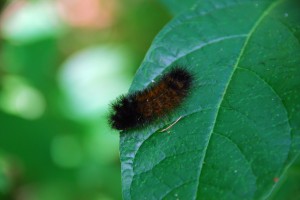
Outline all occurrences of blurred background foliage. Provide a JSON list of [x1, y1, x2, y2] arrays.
[[0, 0, 170, 199]]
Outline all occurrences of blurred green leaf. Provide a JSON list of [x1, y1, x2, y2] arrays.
[[0, 0, 173, 199], [120, 0, 300, 199], [2, 38, 59, 89], [0, 111, 71, 179], [269, 157, 300, 200], [0, 0, 7, 11], [0, 157, 10, 197], [160, 0, 197, 15]]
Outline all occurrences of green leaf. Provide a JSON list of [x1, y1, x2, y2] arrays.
[[120, 0, 300, 199]]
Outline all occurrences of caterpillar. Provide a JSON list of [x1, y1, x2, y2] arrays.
[[108, 67, 193, 131]]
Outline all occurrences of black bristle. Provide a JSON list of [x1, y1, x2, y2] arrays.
[[109, 95, 141, 130]]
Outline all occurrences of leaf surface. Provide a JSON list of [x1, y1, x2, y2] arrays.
[[120, 0, 300, 199]]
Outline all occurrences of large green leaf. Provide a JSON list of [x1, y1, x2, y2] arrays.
[[120, 0, 300, 199]]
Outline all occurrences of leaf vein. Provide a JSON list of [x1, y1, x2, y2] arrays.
[[236, 66, 292, 131], [194, 0, 284, 199], [213, 131, 256, 177]]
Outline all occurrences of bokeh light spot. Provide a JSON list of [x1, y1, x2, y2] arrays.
[[58, 45, 133, 119], [1, 1, 63, 43], [0, 76, 46, 120]]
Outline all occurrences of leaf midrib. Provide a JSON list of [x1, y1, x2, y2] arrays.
[[194, 0, 284, 198]]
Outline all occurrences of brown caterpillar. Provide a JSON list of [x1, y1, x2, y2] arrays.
[[108, 67, 193, 131]]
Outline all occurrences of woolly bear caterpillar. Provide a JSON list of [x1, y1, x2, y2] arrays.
[[109, 67, 193, 131]]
